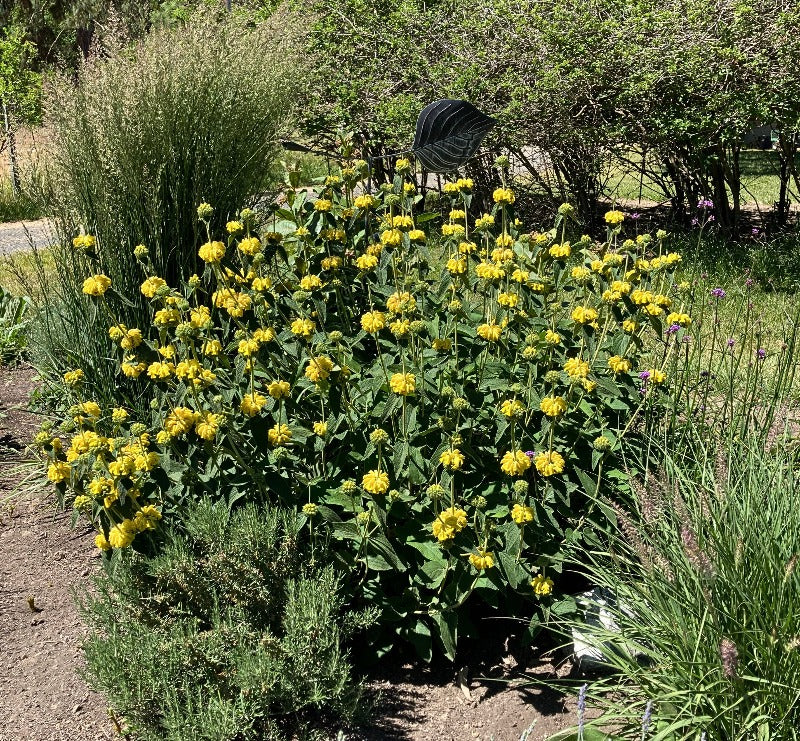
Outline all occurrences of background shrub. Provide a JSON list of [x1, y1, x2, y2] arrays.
[[299, 0, 800, 230], [0, 284, 29, 365], [80, 498, 372, 741], [30, 8, 299, 406]]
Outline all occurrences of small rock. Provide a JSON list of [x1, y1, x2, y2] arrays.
[[73, 704, 83, 713], [80, 568, 89, 577]]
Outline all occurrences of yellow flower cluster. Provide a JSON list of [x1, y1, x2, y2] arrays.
[[432, 506, 468, 542], [82, 274, 112, 296]]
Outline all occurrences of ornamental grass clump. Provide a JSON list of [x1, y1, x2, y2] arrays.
[[30, 8, 299, 405], [558, 436, 800, 739], [41, 157, 691, 658]]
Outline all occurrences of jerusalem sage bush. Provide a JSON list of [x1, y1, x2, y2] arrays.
[[41, 157, 692, 658]]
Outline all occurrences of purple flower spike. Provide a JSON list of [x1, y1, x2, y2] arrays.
[[667, 323, 681, 335], [577, 683, 587, 732], [727, 338, 735, 348], [524, 450, 535, 459], [708, 214, 716, 222], [630, 212, 641, 220], [641, 700, 653, 736], [639, 370, 651, 381], [745, 278, 754, 288], [711, 287, 726, 299], [752, 227, 761, 236], [698, 198, 714, 209], [691, 217, 700, 227], [757, 348, 766, 360]]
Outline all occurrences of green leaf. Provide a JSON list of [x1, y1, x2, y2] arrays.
[[498, 551, 527, 589], [417, 558, 448, 588], [361, 554, 395, 571], [408, 540, 445, 561], [404, 618, 433, 662], [367, 531, 406, 571], [432, 610, 458, 661], [408, 446, 428, 484], [576, 467, 598, 498], [392, 439, 409, 477], [550, 595, 577, 616]]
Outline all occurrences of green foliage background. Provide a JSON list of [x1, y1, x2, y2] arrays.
[[299, 0, 800, 228]]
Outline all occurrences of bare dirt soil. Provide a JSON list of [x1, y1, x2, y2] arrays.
[[351, 654, 582, 741], [0, 365, 582, 741], [0, 365, 114, 741]]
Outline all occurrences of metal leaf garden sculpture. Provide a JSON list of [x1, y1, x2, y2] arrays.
[[410, 99, 496, 173]]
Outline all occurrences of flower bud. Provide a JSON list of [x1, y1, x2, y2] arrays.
[[593, 436, 612, 451], [557, 203, 575, 218], [512, 479, 529, 496], [370, 428, 390, 445]]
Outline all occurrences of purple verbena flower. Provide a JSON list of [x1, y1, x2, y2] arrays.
[[711, 287, 726, 299], [698, 198, 714, 209], [751, 227, 761, 236], [666, 323, 681, 335], [639, 370, 651, 381], [745, 278, 754, 288], [524, 450, 535, 459], [757, 348, 766, 360], [630, 212, 641, 220], [691, 217, 700, 227], [708, 214, 716, 222], [726, 338, 735, 348]]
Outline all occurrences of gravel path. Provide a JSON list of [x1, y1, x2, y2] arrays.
[[0, 220, 54, 256]]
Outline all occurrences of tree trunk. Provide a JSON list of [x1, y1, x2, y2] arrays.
[[776, 131, 795, 228], [2, 100, 20, 194], [709, 149, 732, 232]]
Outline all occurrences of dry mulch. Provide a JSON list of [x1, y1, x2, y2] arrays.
[[0, 364, 582, 741]]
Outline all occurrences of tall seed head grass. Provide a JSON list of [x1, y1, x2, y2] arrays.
[[31, 9, 301, 405]]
